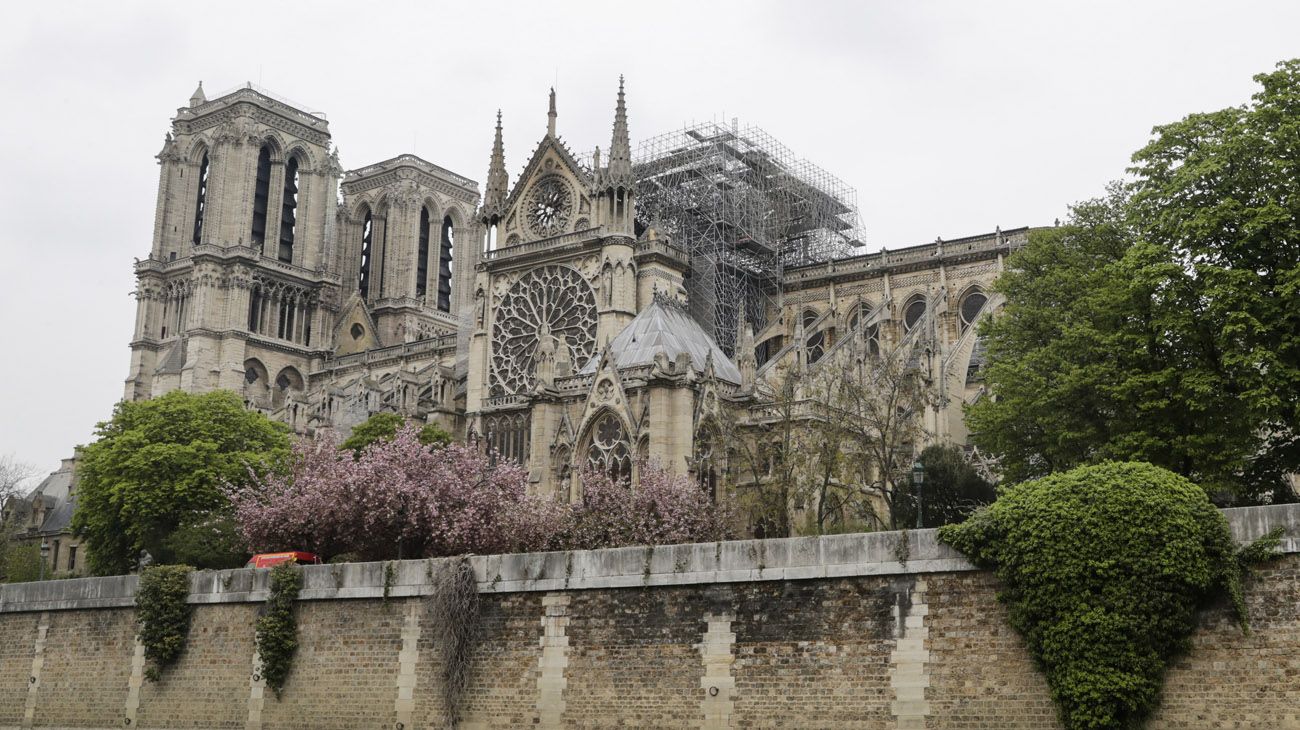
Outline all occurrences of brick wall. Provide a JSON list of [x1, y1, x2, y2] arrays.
[[0, 505, 1295, 730]]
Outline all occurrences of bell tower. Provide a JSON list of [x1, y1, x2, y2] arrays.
[[125, 82, 342, 407]]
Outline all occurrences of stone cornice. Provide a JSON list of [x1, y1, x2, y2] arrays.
[[3, 504, 1294, 612], [343, 154, 478, 202], [782, 227, 1035, 291]]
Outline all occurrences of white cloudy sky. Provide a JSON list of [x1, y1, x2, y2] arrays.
[[1, 0, 1297, 479]]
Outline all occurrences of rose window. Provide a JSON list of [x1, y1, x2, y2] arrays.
[[527, 176, 574, 237], [586, 412, 632, 481], [490, 265, 597, 396]]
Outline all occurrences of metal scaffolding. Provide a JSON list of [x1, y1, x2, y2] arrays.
[[632, 121, 863, 356]]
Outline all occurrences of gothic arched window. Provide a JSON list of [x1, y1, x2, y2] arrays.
[[485, 412, 530, 465], [959, 290, 988, 334], [803, 309, 825, 364], [847, 303, 881, 357], [191, 152, 209, 245], [376, 211, 388, 298], [358, 210, 373, 299], [278, 156, 299, 263], [694, 428, 718, 503], [416, 206, 431, 298], [586, 412, 631, 482], [903, 298, 927, 332], [251, 145, 272, 245], [438, 216, 454, 312]]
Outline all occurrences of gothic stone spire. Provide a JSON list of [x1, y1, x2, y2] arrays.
[[606, 75, 633, 187], [481, 110, 508, 220], [189, 80, 206, 108]]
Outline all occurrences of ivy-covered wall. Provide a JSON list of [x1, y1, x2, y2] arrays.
[[0, 505, 1295, 729]]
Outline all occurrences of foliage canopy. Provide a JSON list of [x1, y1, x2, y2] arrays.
[[967, 59, 1300, 501], [939, 461, 1279, 729], [72, 390, 289, 575], [339, 412, 452, 456], [891, 443, 997, 529]]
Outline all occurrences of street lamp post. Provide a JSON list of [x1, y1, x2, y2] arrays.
[[911, 460, 926, 529], [39, 541, 50, 581]]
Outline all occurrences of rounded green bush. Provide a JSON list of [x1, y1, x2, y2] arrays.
[[939, 461, 1278, 730]]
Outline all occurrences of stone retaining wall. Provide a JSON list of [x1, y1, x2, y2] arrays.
[[0, 504, 1295, 729]]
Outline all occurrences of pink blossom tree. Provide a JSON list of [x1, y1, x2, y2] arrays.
[[227, 427, 567, 560], [567, 462, 733, 550], [229, 427, 733, 560]]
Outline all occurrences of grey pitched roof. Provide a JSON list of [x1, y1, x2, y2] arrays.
[[26, 466, 72, 503], [580, 298, 742, 384], [25, 463, 77, 535], [39, 499, 75, 534]]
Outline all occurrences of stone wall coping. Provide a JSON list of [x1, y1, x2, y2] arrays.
[[2, 503, 1296, 614]]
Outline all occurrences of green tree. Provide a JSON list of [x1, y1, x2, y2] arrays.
[[340, 412, 453, 457], [968, 59, 1300, 501], [1127, 59, 1300, 498], [2, 542, 42, 583], [72, 390, 290, 575], [892, 444, 997, 529], [162, 515, 249, 570]]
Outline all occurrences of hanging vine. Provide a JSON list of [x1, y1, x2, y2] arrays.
[[255, 562, 303, 698], [427, 557, 481, 726], [135, 564, 194, 682]]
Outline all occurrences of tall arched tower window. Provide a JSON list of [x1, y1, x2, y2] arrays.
[[277, 156, 299, 263], [358, 210, 373, 299], [438, 216, 454, 312], [251, 145, 272, 246], [376, 214, 388, 298], [416, 206, 431, 298], [191, 152, 209, 245]]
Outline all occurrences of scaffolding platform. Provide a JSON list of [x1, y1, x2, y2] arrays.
[[632, 120, 863, 356]]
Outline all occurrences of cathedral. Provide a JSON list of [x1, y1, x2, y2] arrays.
[[123, 79, 1026, 512]]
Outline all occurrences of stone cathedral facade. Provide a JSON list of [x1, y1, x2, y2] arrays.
[[125, 80, 1027, 508]]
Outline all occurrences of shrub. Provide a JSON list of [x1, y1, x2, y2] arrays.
[[136, 565, 194, 681], [1, 543, 42, 583], [939, 461, 1280, 729]]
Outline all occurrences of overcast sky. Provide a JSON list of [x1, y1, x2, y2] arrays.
[[2, 0, 1298, 480]]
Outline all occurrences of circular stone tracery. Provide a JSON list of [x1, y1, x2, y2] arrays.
[[527, 176, 573, 236], [490, 265, 597, 395]]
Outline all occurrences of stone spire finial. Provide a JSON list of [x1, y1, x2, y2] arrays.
[[481, 110, 508, 220], [189, 80, 206, 108], [607, 75, 632, 186], [547, 87, 557, 138], [736, 313, 757, 391]]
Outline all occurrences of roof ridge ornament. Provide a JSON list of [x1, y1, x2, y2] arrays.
[[547, 87, 557, 138]]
